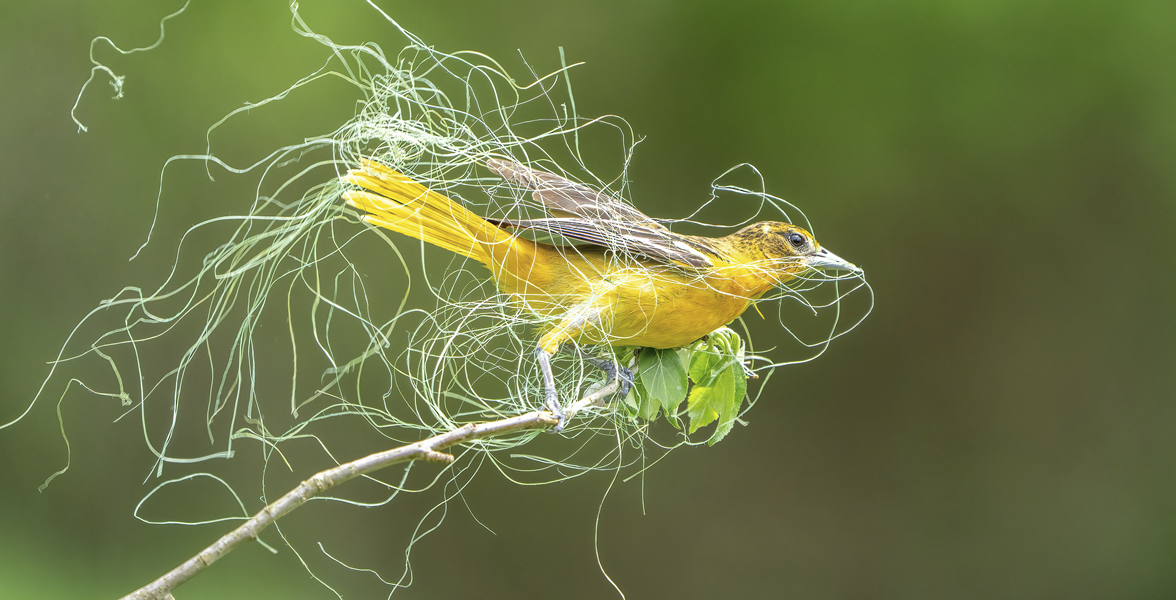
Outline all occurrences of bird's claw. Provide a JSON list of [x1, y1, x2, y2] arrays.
[[601, 362, 635, 399], [545, 387, 566, 432], [578, 351, 635, 400], [535, 346, 566, 433]]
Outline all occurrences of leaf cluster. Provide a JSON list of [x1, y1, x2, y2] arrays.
[[622, 328, 749, 445]]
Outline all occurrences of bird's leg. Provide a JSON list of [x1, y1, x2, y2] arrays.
[[574, 347, 636, 400], [535, 303, 605, 431], [535, 345, 565, 432]]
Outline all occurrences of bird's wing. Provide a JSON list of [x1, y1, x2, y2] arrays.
[[486, 158, 660, 225], [486, 159, 719, 268], [485, 217, 719, 268]]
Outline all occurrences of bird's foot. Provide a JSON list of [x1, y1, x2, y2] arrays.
[[545, 387, 566, 432], [534, 346, 567, 433], [601, 362, 635, 399], [578, 351, 636, 400]]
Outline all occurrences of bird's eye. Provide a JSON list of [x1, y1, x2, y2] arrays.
[[787, 233, 806, 248]]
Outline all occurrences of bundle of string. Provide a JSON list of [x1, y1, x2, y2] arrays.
[[18, 1, 871, 591]]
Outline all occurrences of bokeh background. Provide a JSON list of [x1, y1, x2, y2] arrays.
[[2, 1, 1174, 598]]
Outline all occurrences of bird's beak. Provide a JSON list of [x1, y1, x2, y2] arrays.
[[807, 247, 861, 273]]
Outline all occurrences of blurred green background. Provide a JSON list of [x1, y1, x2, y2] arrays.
[[2, 0, 1175, 598]]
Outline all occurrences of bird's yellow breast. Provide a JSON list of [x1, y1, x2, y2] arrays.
[[491, 240, 775, 353]]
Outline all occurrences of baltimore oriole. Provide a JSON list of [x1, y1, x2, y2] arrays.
[[342, 159, 859, 430]]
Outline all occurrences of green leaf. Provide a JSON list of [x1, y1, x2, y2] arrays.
[[638, 348, 688, 414], [687, 368, 736, 433], [708, 327, 741, 356], [686, 383, 720, 433], [632, 378, 661, 421], [688, 343, 721, 385], [708, 362, 747, 446], [682, 329, 750, 443]]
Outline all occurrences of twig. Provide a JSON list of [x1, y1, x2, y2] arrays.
[[118, 372, 627, 600]]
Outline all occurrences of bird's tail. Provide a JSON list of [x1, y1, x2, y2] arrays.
[[342, 160, 514, 267]]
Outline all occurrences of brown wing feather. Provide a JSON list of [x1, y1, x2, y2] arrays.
[[487, 158, 662, 225], [486, 217, 718, 268], [487, 159, 723, 268]]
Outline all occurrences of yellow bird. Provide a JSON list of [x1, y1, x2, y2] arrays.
[[343, 158, 859, 429]]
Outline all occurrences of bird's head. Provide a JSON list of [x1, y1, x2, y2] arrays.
[[727, 222, 861, 281]]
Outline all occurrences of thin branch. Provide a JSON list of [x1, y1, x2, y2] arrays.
[[118, 374, 626, 600]]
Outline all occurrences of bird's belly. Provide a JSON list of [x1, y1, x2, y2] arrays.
[[509, 250, 765, 352], [590, 274, 753, 349]]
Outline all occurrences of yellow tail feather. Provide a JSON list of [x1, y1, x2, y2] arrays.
[[342, 160, 512, 267]]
